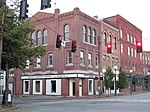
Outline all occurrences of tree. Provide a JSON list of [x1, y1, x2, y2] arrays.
[[1, 1, 47, 105], [104, 66, 114, 95], [118, 68, 128, 90]]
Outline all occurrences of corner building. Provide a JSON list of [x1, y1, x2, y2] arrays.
[[13, 8, 120, 96]]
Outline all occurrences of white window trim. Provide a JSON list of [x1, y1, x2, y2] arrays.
[[47, 53, 53, 67], [23, 80, 30, 94], [46, 79, 61, 95], [88, 53, 92, 67], [80, 51, 84, 65], [66, 51, 73, 65], [33, 80, 42, 95]]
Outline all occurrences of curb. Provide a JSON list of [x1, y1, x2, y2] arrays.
[[0, 105, 20, 112]]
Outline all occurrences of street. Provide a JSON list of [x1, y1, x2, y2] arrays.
[[8, 92, 150, 112]]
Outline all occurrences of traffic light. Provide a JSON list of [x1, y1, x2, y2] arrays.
[[71, 41, 77, 53], [136, 41, 142, 53], [41, 0, 51, 10], [19, 0, 29, 20], [106, 43, 112, 53], [56, 35, 62, 48]]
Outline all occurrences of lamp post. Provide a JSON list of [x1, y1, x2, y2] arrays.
[[130, 70, 133, 95], [114, 66, 117, 96]]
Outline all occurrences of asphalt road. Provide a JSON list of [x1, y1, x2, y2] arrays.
[[6, 92, 150, 112]]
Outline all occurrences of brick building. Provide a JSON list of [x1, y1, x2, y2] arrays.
[[103, 15, 144, 91], [11, 8, 148, 96], [12, 8, 120, 96], [143, 51, 150, 75]]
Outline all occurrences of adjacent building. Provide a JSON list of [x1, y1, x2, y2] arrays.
[[103, 15, 144, 91]]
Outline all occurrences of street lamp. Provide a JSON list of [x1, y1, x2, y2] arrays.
[[130, 70, 133, 95], [114, 66, 117, 96]]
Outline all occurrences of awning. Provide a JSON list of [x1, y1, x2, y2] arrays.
[[132, 76, 142, 82]]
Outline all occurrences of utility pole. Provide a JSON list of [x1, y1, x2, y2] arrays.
[[98, 19, 104, 97], [0, 0, 6, 70]]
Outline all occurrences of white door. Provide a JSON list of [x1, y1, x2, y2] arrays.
[[79, 79, 82, 96]]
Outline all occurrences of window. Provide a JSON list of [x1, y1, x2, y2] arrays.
[[31, 32, 35, 46], [131, 48, 133, 57], [121, 43, 124, 53], [42, 29, 47, 45], [88, 53, 92, 66], [140, 53, 142, 60], [127, 34, 130, 42], [130, 36, 133, 43], [67, 51, 72, 65], [47, 53, 53, 66], [36, 31, 41, 46], [87, 27, 92, 43], [135, 49, 137, 58], [112, 57, 114, 68], [35, 55, 41, 68], [107, 56, 110, 67], [51, 80, 56, 93], [80, 51, 84, 65], [120, 29, 122, 38], [26, 60, 30, 69], [35, 81, 40, 92], [64, 24, 69, 41], [104, 32, 107, 46], [83, 25, 87, 42], [95, 54, 98, 67], [114, 37, 117, 50], [134, 37, 136, 45], [103, 55, 106, 68], [24, 81, 29, 93], [92, 29, 96, 45], [108, 35, 112, 43], [128, 47, 130, 56]]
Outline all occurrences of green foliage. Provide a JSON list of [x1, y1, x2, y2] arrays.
[[104, 66, 114, 89], [1, 2, 47, 70], [118, 68, 128, 89]]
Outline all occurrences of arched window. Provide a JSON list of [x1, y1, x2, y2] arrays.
[[36, 30, 41, 46], [31, 32, 35, 46], [109, 34, 112, 43], [83, 25, 87, 42], [64, 24, 69, 41], [92, 29, 96, 45], [104, 32, 107, 46], [42, 29, 47, 45], [88, 27, 92, 43]]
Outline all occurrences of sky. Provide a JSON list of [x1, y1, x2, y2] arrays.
[[7, 0, 150, 51]]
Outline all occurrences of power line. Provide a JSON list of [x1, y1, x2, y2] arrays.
[[31, 15, 58, 34]]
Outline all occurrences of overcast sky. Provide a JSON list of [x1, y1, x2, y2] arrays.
[[7, 0, 150, 51]]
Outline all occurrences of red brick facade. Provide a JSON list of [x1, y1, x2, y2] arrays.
[[12, 8, 148, 96]]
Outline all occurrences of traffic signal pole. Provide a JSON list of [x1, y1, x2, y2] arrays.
[[98, 20, 104, 97], [0, 0, 6, 70]]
